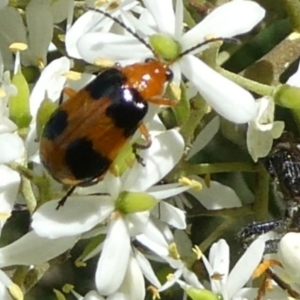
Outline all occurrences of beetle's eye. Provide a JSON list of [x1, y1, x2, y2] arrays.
[[145, 58, 154, 63], [166, 69, 173, 82]]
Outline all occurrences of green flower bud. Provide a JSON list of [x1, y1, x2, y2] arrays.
[[274, 84, 300, 109], [116, 191, 157, 213], [9, 68, 32, 128], [149, 33, 182, 61], [186, 287, 221, 300]]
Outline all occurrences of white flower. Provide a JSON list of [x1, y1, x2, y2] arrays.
[[31, 128, 190, 297], [73, 0, 265, 124], [163, 238, 266, 299], [276, 232, 300, 294], [201, 238, 265, 300], [65, 0, 144, 60], [0, 63, 24, 234], [247, 60, 300, 162], [247, 96, 284, 162], [154, 230, 204, 293]]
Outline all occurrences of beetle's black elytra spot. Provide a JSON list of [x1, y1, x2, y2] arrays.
[[42, 109, 68, 140], [106, 88, 148, 137], [85, 68, 125, 100], [65, 137, 111, 181]]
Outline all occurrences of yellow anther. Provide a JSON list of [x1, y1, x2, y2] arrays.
[[178, 177, 202, 190], [169, 243, 180, 260], [147, 285, 161, 300], [62, 284, 74, 293], [192, 245, 202, 260], [53, 289, 66, 300], [9, 43, 28, 52], [8, 283, 24, 300], [94, 57, 116, 68], [62, 71, 82, 81], [75, 259, 87, 268]]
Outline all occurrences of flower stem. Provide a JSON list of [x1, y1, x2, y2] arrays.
[[199, 219, 235, 252], [219, 68, 274, 96], [180, 95, 207, 145]]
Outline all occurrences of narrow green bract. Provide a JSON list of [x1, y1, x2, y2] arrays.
[[36, 98, 58, 139], [9, 68, 32, 128]]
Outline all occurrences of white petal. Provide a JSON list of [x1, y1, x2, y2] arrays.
[[154, 202, 186, 229], [0, 282, 12, 300], [247, 124, 275, 162], [287, 61, 300, 87], [77, 32, 150, 64], [123, 129, 184, 191], [136, 220, 170, 257], [0, 133, 24, 163], [0, 7, 27, 56], [187, 176, 242, 209], [0, 0, 7, 10], [148, 183, 190, 200], [0, 231, 76, 267], [26, 0, 53, 67], [66, 11, 106, 59], [209, 239, 229, 285], [84, 291, 105, 300], [143, 0, 175, 35], [125, 211, 150, 237], [51, 0, 71, 23], [96, 216, 131, 295], [0, 117, 17, 134], [181, 55, 257, 123], [32, 196, 113, 238], [108, 256, 145, 300], [0, 166, 20, 231], [174, 0, 183, 37], [29, 57, 71, 116], [227, 238, 265, 299], [187, 116, 220, 159], [181, 0, 265, 50], [182, 268, 203, 289], [133, 248, 161, 287], [278, 232, 300, 283], [0, 269, 12, 287]]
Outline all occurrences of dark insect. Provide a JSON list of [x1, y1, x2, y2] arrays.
[[239, 132, 300, 298], [240, 133, 300, 248]]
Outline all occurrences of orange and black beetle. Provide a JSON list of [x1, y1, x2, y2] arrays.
[[40, 60, 174, 192], [39, 8, 225, 208]]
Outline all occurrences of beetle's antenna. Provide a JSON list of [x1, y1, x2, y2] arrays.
[[177, 37, 239, 59], [87, 7, 155, 56]]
